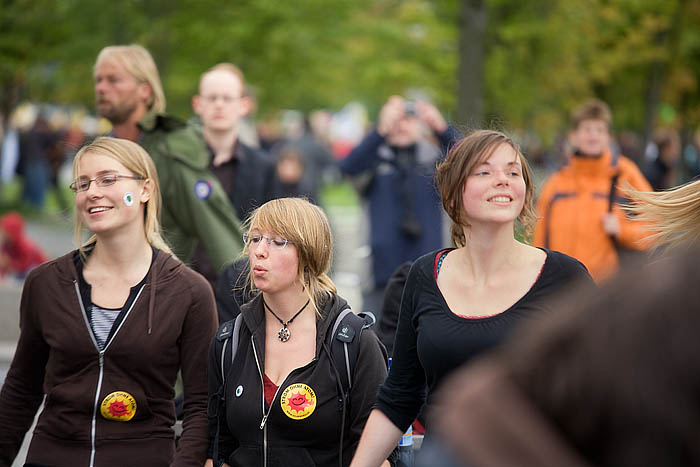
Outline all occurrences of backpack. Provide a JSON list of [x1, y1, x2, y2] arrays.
[[209, 308, 379, 467]]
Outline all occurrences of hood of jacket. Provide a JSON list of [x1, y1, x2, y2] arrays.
[[138, 112, 210, 170], [53, 247, 186, 335]]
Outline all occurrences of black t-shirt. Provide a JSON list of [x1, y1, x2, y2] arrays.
[[375, 247, 593, 432]]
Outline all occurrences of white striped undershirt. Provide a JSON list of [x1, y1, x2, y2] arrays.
[[91, 305, 121, 350]]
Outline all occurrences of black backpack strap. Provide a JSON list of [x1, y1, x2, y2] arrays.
[[608, 155, 621, 250], [330, 309, 378, 394], [211, 313, 243, 466], [328, 309, 379, 467]]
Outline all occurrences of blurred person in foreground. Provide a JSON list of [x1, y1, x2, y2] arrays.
[[339, 96, 460, 315], [533, 99, 652, 282], [350, 130, 592, 467], [206, 198, 387, 467], [0, 137, 217, 466], [190, 63, 276, 285], [94, 44, 243, 274], [432, 247, 700, 467], [0, 211, 48, 280]]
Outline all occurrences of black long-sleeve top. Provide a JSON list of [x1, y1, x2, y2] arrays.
[[374, 248, 592, 432]]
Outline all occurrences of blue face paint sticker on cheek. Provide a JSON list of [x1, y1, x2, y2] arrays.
[[123, 192, 134, 206]]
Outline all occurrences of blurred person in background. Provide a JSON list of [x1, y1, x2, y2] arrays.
[[0, 137, 216, 466], [432, 247, 700, 467], [534, 99, 652, 282], [237, 83, 261, 149], [190, 62, 275, 285], [0, 211, 48, 280], [93, 44, 243, 275], [18, 113, 58, 210], [273, 111, 338, 203], [643, 128, 682, 191], [269, 146, 317, 202], [339, 95, 460, 315], [350, 130, 592, 467]]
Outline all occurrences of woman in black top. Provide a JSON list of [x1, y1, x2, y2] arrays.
[[351, 130, 593, 466]]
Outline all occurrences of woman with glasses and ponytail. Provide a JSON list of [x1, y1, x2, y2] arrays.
[[0, 137, 217, 466], [206, 197, 388, 467]]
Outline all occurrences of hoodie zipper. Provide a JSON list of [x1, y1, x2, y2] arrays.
[[251, 334, 320, 467], [251, 335, 280, 467], [74, 280, 145, 467]]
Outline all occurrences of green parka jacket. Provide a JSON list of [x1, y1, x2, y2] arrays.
[[139, 112, 244, 272]]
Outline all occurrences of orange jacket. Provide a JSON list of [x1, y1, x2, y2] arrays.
[[533, 151, 652, 282]]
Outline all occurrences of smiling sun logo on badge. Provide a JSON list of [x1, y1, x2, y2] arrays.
[[100, 391, 137, 421], [280, 383, 316, 420]]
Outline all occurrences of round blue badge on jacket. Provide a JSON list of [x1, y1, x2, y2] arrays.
[[194, 180, 213, 200]]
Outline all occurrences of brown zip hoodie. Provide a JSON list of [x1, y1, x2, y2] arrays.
[[0, 250, 217, 467]]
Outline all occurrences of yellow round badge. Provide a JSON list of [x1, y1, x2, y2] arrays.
[[100, 391, 137, 421], [280, 383, 316, 420]]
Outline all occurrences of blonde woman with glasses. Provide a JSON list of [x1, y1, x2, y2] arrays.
[[206, 197, 388, 467], [0, 137, 217, 466]]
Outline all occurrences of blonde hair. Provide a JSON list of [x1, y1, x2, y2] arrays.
[[95, 44, 166, 113], [198, 62, 246, 93], [72, 137, 172, 256], [627, 180, 700, 249], [435, 129, 537, 247], [244, 198, 336, 315]]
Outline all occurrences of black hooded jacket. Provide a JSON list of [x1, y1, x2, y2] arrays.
[[207, 293, 387, 467]]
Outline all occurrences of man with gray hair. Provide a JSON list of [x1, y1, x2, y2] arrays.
[[93, 44, 243, 271]]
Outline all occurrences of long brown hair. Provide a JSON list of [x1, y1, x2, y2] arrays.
[[435, 129, 536, 247]]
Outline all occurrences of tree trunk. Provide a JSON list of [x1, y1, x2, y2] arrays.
[[457, 0, 488, 129], [643, 1, 685, 149]]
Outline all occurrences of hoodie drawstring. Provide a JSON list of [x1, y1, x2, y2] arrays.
[[148, 261, 157, 335]]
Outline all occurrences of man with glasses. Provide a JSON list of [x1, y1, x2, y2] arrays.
[[190, 63, 276, 285], [93, 44, 244, 274]]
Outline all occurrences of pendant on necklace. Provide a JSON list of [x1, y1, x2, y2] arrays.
[[278, 326, 291, 342]]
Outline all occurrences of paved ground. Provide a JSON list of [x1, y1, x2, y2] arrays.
[[0, 205, 368, 464]]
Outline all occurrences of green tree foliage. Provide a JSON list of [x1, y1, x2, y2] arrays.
[[2, 0, 699, 148]]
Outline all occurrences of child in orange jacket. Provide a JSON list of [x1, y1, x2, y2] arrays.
[[533, 99, 652, 282]]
